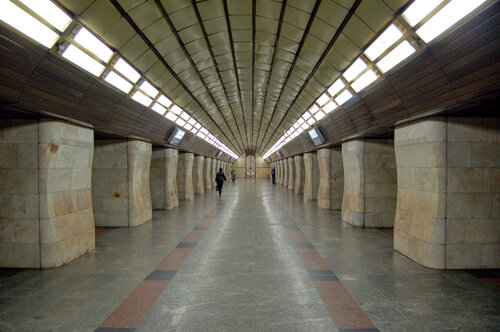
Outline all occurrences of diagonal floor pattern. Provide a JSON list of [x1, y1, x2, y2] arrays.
[[0, 179, 498, 331]]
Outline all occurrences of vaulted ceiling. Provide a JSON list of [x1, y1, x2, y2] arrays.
[[54, 0, 410, 156]]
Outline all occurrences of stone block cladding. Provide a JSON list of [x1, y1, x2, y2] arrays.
[[177, 153, 194, 201], [341, 139, 397, 227], [0, 119, 95, 268], [303, 152, 319, 201], [394, 117, 499, 269], [294, 155, 305, 195]]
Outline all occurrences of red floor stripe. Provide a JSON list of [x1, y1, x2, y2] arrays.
[[182, 230, 207, 243], [99, 280, 169, 328], [280, 207, 378, 331], [156, 248, 193, 270]]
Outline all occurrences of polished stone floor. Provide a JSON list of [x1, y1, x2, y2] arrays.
[[0, 179, 499, 331]]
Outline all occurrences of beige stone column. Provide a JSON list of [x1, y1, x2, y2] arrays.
[[204, 157, 212, 190], [294, 155, 305, 195], [177, 153, 194, 201], [303, 152, 319, 201], [288, 158, 294, 190], [211, 158, 217, 187], [394, 117, 499, 269], [318, 148, 331, 209], [0, 119, 95, 268], [276, 161, 281, 184], [93, 139, 152, 228], [194, 155, 204, 195], [341, 139, 396, 228], [283, 158, 288, 187], [330, 147, 344, 210], [149, 148, 178, 210]]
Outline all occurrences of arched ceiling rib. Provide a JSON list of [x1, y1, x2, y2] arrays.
[[55, 0, 411, 156]]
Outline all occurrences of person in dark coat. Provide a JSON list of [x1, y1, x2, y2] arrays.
[[271, 167, 276, 184], [215, 168, 227, 197]]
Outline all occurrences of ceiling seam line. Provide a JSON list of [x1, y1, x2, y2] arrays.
[[251, 0, 256, 150], [154, 0, 244, 153], [191, 0, 247, 153], [260, 0, 363, 154], [257, 0, 323, 154], [222, 0, 251, 149], [107, 0, 241, 154], [254, 0, 287, 154]]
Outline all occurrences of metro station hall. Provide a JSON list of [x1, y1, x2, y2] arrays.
[[0, 0, 499, 331]]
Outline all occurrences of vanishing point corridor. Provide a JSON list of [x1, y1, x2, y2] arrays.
[[1, 179, 498, 331]]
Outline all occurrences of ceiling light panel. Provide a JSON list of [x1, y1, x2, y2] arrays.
[[104, 71, 133, 93], [62, 44, 105, 76], [132, 91, 152, 107], [335, 90, 353, 105], [74, 27, 113, 62], [377, 40, 416, 73], [364, 24, 403, 61], [151, 102, 166, 115], [327, 79, 345, 96], [402, 0, 445, 27], [139, 80, 158, 97], [351, 69, 378, 92], [343, 58, 367, 82], [157, 95, 173, 107], [19, 0, 71, 31], [114, 58, 140, 83], [0, 0, 59, 48]]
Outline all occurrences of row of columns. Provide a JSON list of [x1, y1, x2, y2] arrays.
[[271, 116, 499, 270], [0, 119, 232, 268]]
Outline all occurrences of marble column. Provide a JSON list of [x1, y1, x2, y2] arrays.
[[330, 147, 344, 210], [93, 139, 152, 228], [341, 139, 396, 228], [177, 153, 194, 201], [204, 157, 212, 190], [294, 155, 305, 195], [303, 152, 319, 201], [288, 157, 295, 191], [211, 158, 217, 187], [317, 148, 331, 209], [194, 155, 204, 195], [284, 158, 290, 187], [0, 119, 95, 268], [151, 148, 179, 209], [394, 117, 499, 269]]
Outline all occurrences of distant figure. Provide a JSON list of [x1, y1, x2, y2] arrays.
[[271, 167, 276, 184], [215, 168, 227, 197], [231, 169, 236, 183]]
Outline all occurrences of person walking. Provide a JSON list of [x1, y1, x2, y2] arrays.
[[231, 168, 236, 183], [271, 167, 276, 184], [215, 167, 227, 197]]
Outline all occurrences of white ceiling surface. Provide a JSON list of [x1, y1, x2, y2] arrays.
[[56, 0, 409, 156]]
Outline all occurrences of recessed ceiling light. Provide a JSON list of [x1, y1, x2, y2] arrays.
[[322, 101, 337, 114], [139, 81, 158, 98], [364, 24, 403, 61], [0, 1, 59, 48], [351, 69, 378, 92], [104, 71, 133, 93], [327, 79, 345, 97], [132, 91, 152, 107], [113, 58, 140, 83], [335, 90, 353, 105], [343, 58, 367, 82], [62, 44, 105, 76], [151, 102, 166, 115], [74, 27, 113, 62], [19, 0, 71, 31], [403, 0, 445, 27], [158, 95, 173, 107], [377, 40, 416, 73]]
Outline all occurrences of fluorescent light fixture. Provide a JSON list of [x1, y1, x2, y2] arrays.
[[314, 110, 326, 121], [403, 0, 445, 27], [139, 81, 158, 97], [343, 58, 367, 82], [114, 58, 140, 83], [157, 95, 173, 107], [322, 101, 337, 114], [293, 122, 299, 129], [296, 126, 304, 134], [190, 127, 198, 134], [307, 117, 316, 126], [175, 118, 186, 127], [104, 71, 133, 93], [335, 90, 353, 105], [19, 0, 71, 31], [200, 127, 208, 134], [297, 118, 305, 125], [316, 93, 330, 107], [132, 91, 152, 107], [377, 40, 416, 73], [151, 102, 166, 115], [196, 132, 206, 139], [184, 123, 193, 131], [302, 111, 312, 120], [416, 0, 487, 43], [194, 122, 201, 129], [171, 105, 182, 115], [351, 69, 378, 92], [74, 27, 113, 62], [309, 104, 319, 114], [0, 0, 59, 48], [328, 79, 345, 96], [364, 24, 403, 61], [62, 44, 105, 76], [180, 112, 190, 121], [186, 118, 195, 126], [166, 111, 177, 121]]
